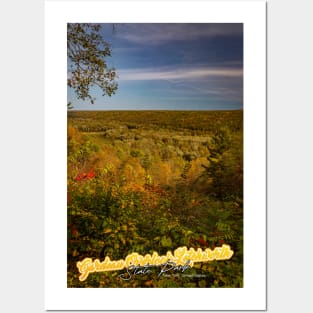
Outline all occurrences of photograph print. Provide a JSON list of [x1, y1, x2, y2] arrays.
[[67, 23, 243, 288]]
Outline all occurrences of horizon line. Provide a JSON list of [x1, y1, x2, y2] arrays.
[[68, 108, 243, 112]]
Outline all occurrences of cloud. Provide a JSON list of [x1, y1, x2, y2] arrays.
[[117, 66, 243, 103], [118, 66, 243, 81], [116, 23, 243, 45]]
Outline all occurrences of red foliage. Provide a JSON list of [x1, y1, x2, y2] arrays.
[[75, 169, 95, 181], [87, 169, 95, 178], [72, 228, 79, 238], [197, 237, 208, 246]]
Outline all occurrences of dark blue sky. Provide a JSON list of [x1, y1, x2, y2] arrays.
[[68, 23, 243, 110]]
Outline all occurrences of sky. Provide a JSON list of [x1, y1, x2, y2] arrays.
[[68, 23, 243, 111]]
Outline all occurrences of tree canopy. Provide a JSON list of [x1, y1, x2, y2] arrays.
[[67, 23, 118, 105]]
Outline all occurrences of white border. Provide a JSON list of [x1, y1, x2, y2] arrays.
[[45, 0, 266, 310]]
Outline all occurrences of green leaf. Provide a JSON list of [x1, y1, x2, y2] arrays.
[[161, 236, 172, 248]]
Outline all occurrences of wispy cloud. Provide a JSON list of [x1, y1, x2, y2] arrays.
[[116, 23, 242, 45], [118, 66, 243, 81]]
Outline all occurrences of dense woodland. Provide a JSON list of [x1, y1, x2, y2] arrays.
[[67, 110, 243, 287]]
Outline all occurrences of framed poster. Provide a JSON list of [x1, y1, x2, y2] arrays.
[[45, 0, 266, 310]]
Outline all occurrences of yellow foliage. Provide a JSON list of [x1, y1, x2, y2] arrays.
[[67, 124, 81, 142], [187, 157, 208, 182]]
